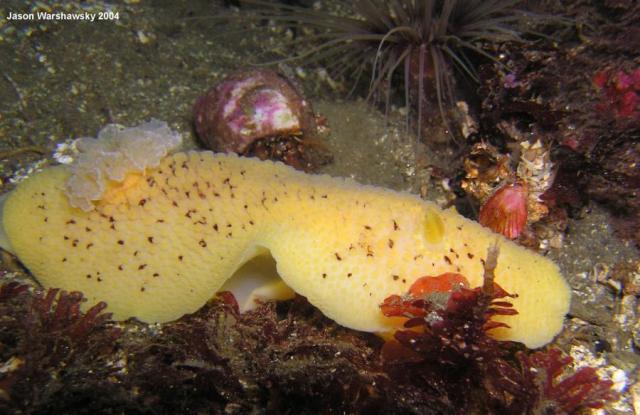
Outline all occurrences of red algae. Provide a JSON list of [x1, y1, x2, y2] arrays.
[[0, 274, 618, 414], [518, 348, 618, 413], [593, 68, 640, 119], [0, 283, 120, 412], [379, 247, 617, 414]]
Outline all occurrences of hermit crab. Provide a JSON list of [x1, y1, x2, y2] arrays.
[[194, 69, 330, 171]]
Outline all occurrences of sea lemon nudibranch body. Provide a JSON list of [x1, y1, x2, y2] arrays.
[[1, 152, 570, 348]]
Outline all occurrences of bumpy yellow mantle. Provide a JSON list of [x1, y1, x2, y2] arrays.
[[2, 152, 570, 348]]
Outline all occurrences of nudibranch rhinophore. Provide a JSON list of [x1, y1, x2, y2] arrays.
[[0, 122, 570, 348]]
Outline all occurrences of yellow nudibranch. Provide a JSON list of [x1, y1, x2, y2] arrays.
[[0, 125, 570, 349]]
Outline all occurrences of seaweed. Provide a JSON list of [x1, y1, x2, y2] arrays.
[[0, 284, 122, 413], [156, 293, 389, 414], [593, 68, 640, 120], [516, 348, 617, 414], [0, 271, 617, 414], [380, 247, 524, 413], [378, 249, 617, 415], [0, 283, 389, 414]]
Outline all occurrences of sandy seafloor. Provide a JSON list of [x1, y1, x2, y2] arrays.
[[0, 0, 638, 413]]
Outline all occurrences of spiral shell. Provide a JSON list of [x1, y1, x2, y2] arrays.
[[193, 69, 317, 154]]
